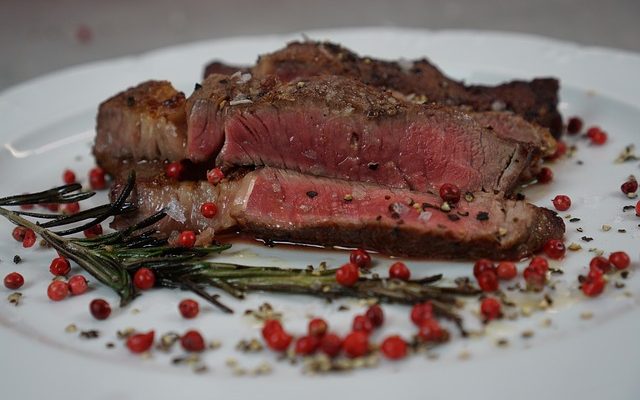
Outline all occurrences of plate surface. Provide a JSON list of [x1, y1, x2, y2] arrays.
[[1, 28, 640, 400]]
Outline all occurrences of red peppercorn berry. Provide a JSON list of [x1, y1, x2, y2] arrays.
[[83, 224, 103, 238], [20, 202, 34, 210], [200, 202, 218, 218], [178, 299, 200, 319], [335, 263, 359, 287], [417, 319, 444, 342], [178, 230, 196, 248], [264, 327, 292, 352], [352, 315, 373, 334], [496, 261, 517, 280], [44, 203, 60, 212], [473, 259, 496, 278], [90, 298, 111, 319], [349, 248, 372, 269], [543, 239, 566, 260], [587, 126, 607, 145], [4, 272, 24, 290], [47, 281, 69, 301], [12, 226, 27, 242], [567, 116, 583, 134], [365, 304, 384, 328], [343, 331, 369, 358], [439, 183, 461, 204], [609, 251, 630, 270], [480, 297, 502, 321], [380, 335, 407, 360], [537, 167, 553, 184], [389, 261, 410, 280], [262, 319, 283, 338], [88, 167, 107, 190], [410, 301, 433, 326], [206, 167, 225, 185], [589, 256, 612, 274], [68, 275, 88, 295], [477, 270, 499, 292], [181, 330, 206, 352], [49, 257, 71, 276], [552, 195, 571, 212], [308, 318, 328, 337], [64, 202, 80, 214], [295, 335, 319, 356], [127, 331, 155, 353], [133, 267, 156, 290], [529, 256, 549, 274], [587, 267, 603, 281], [165, 161, 184, 180], [22, 229, 36, 248], [63, 169, 76, 184], [621, 179, 638, 196], [319, 333, 343, 357], [636, 200, 640, 216], [582, 275, 605, 297]]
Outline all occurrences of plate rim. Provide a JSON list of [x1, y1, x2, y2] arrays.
[[2, 27, 640, 400]]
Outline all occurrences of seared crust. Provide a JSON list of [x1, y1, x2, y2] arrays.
[[206, 41, 562, 137], [94, 80, 187, 174]]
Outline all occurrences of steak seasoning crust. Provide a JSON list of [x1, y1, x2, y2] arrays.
[[206, 41, 563, 137], [112, 166, 565, 260]]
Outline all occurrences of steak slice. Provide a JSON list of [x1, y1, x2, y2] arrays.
[[186, 74, 537, 194], [112, 166, 564, 260], [94, 81, 188, 174], [205, 41, 562, 137]]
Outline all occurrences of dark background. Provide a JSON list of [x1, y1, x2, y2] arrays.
[[2, 0, 638, 90]]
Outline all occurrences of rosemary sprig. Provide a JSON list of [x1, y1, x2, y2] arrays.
[[146, 262, 477, 332], [0, 174, 233, 308]]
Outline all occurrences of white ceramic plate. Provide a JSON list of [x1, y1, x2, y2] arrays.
[[1, 28, 640, 400]]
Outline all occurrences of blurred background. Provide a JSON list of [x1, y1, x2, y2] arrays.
[[2, 0, 639, 90]]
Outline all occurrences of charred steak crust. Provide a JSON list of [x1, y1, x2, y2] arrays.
[[111, 165, 565, 260], [186, 74, 537, 194], [94, 80, 187, 174], [205, 41, 562, 137]]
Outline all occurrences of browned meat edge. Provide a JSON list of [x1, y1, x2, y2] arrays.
[[204, 41, 562, 137]]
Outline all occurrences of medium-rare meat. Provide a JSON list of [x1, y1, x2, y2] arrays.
[[95, 77, 553, 191], [94, 81, 187, 173], [111, 166, 564, 260], [204, 41, 563, 137], [186, 74, 537, 194]]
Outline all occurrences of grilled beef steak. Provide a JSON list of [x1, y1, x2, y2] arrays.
[[112, 165, 564, 260], [204, 41, 562, 137], [94, 80, 187, 174], [187, 74, 539, 194], [97, 74, 544, 194]]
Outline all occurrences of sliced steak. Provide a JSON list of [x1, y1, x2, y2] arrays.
[[112, 166, 564, 260], [205, 41, 562, 137], [187, 74, 537, 194], [94, 80, 188, 174]]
